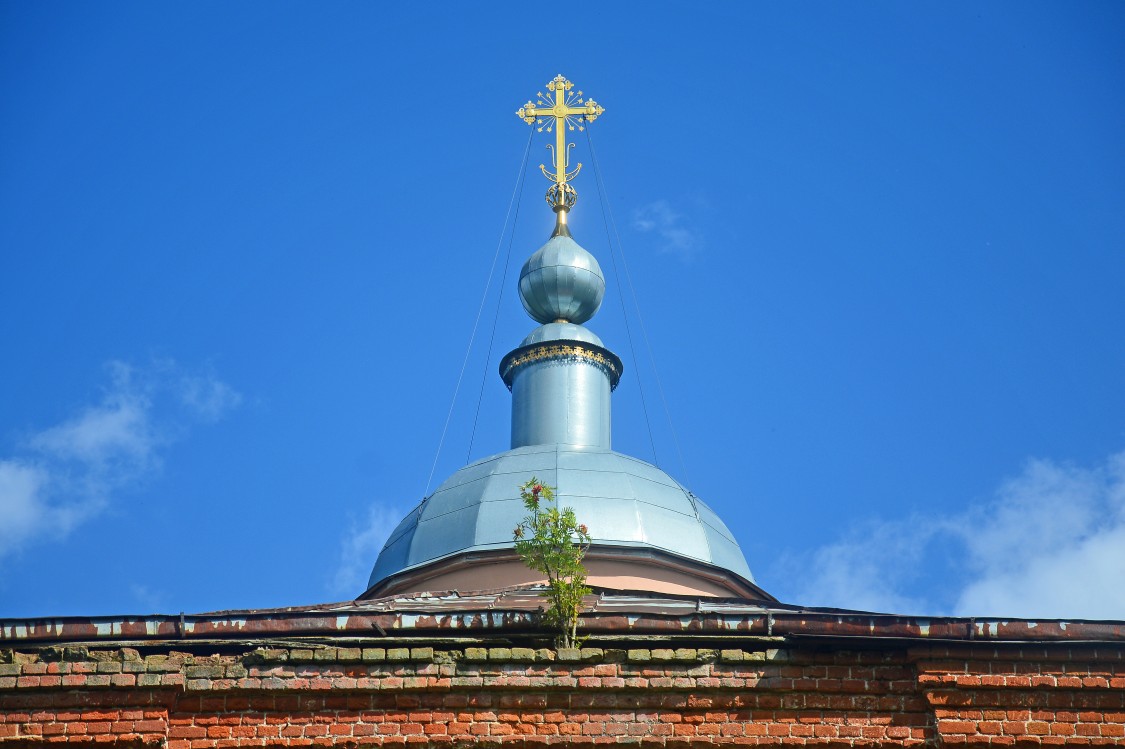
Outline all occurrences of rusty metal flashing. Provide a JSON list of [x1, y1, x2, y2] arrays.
[[2, 586, 1123, 647]]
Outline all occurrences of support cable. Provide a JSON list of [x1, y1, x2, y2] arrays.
[[465, 133, 533, 462], [586, 126, 692, 485], [423, 128, 534, 497], [585, 126, 660, 467]]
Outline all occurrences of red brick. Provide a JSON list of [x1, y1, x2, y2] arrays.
[[4, 643, 1125, 747], [979, 721, 1003, 734], [939, 720, 975, 735]]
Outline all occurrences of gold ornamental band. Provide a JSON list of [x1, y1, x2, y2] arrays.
[[500, 342, 622, 391]]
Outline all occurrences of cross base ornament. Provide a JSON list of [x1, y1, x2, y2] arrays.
[[516, 75, 605, 213]]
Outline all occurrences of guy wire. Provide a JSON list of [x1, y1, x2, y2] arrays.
[[465, 131, 532, 463], [423, 128, 534, 498], [585, 126, 660, 468], [586, 126, 692, 487]]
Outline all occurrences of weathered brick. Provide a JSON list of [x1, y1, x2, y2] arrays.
[[337, 647, 362, 661], [185, 665, 224, 679], [2, 625, 1124, 747]]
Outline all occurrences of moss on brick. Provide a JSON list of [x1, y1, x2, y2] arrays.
[[312, 647, 339, 661]]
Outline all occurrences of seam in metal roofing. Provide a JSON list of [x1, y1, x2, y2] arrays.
[[368, 445, 754, 590]]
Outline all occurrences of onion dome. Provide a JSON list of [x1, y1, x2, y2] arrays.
[[518, 235, 605, 324]]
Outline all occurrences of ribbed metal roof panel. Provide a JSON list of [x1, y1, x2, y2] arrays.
[[368, 445, 754, 589]]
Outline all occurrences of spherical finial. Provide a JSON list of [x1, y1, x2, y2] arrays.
[[518, 235, 605, 325]]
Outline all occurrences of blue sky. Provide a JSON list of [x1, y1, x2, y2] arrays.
[[2, 2, 1123, 619]]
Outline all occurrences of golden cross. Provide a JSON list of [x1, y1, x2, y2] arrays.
[[517, 75, 605, 211]]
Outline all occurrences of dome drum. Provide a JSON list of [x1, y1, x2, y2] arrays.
[[500, 340, 622, 450]]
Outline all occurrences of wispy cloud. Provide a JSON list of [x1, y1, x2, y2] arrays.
[[775, 517, 942, 615], [30, 362, 158, 475], [331, 502, 405, 599], [178, 370, 243, 424], [0, 460, 84, 556], [953, 453, 1125, 618], [632, 199, 704, 262], [775, 450, 1125, 619], [129, 583, 169, 613], [0, 360, 240, 561]]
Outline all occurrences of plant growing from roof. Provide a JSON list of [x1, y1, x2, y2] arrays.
[[513, 477, 592, 648]]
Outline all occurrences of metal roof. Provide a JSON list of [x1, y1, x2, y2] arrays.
[[368, 444, 754, 591], [520, 321, 604, 348]]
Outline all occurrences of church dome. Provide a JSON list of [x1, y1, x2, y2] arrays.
[[368, 444, 754, 593], [518, 235, 605, 324], [362, 75, 768, 602]]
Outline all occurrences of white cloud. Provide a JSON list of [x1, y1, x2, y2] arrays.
[[0, 461, 52, 552], [632, 199, 704, 261], [777, 518, 942, 615], [953, 453, 1125, 619], [331, 502, 405, 598], [31, 363, 156, 471], [178, 371, 243, 423], [0, 360, 240, 560], [777, 450, 1125, 619]]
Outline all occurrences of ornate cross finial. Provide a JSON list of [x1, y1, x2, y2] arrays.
[[516, 74, 605, 216]]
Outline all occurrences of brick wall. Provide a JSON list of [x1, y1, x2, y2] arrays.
[[1, 641, 1122, 746]]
